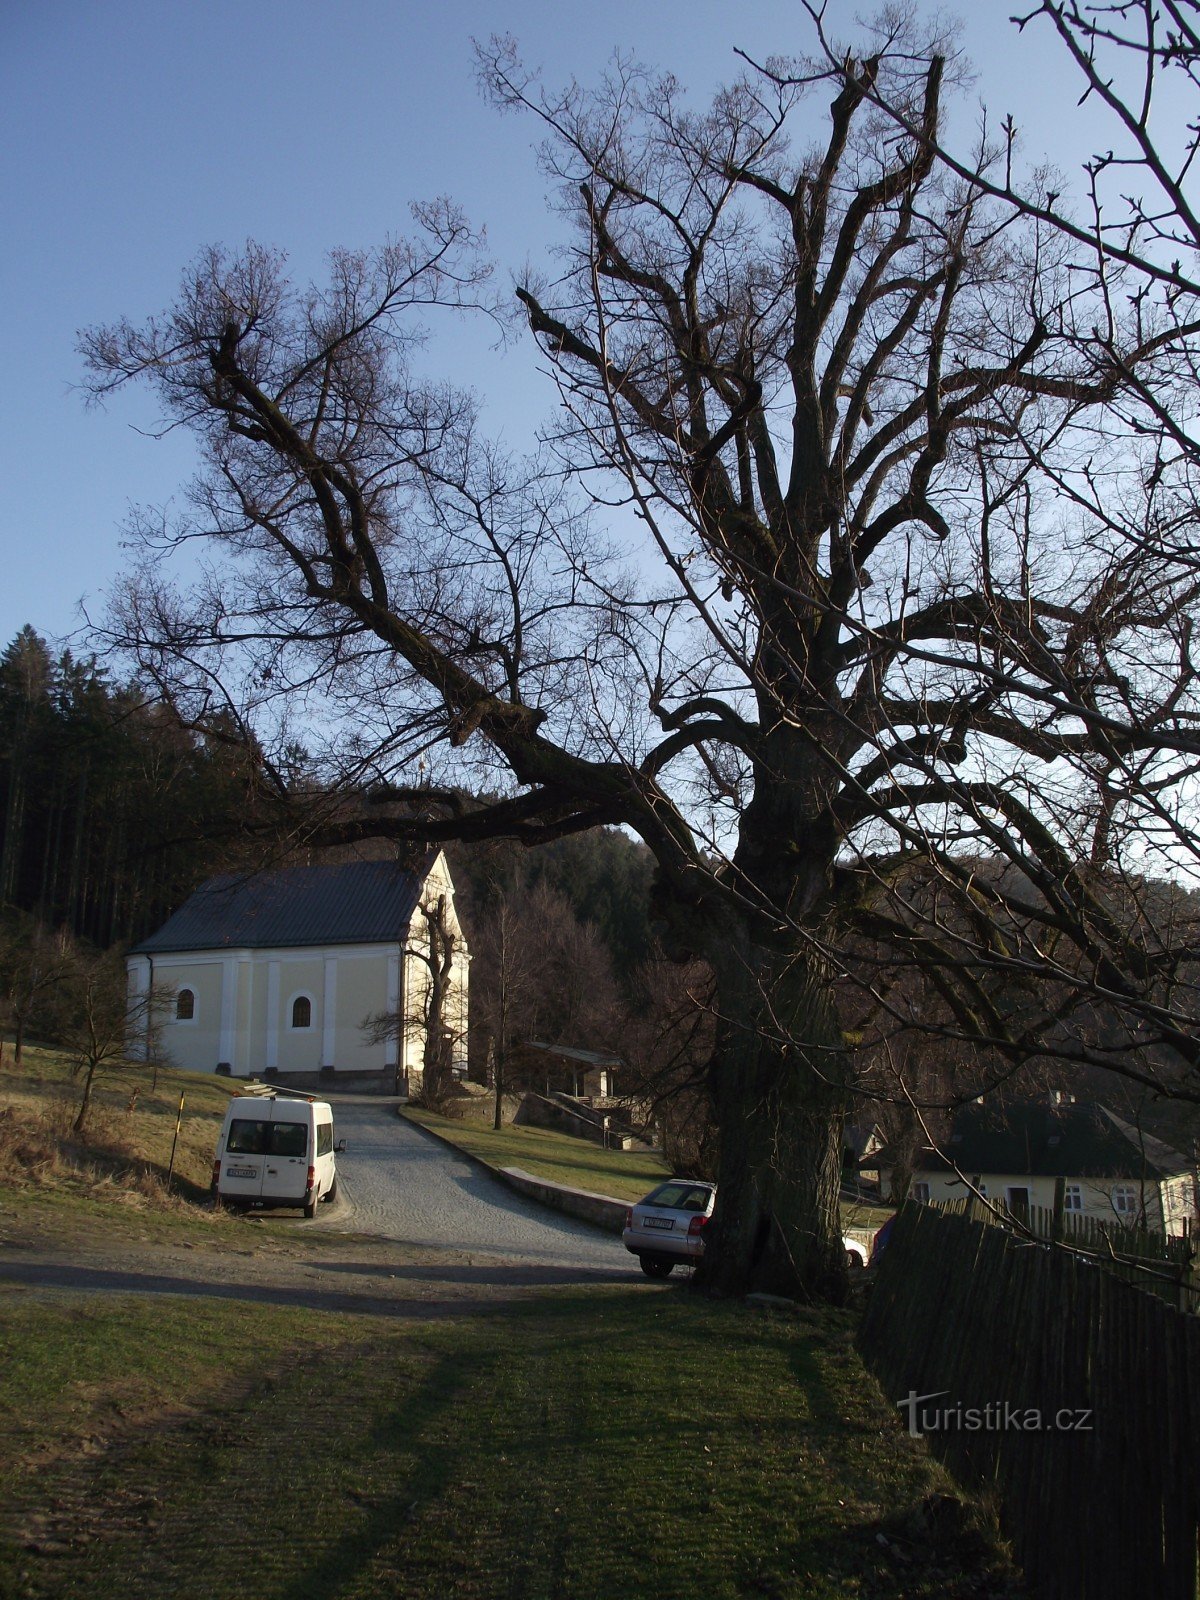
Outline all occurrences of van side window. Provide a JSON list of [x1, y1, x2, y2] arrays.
[[316, 1121, 333, 1157], [269, 1121, 308, 1158]]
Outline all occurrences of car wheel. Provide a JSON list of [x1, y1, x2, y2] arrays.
[[304, 1194, 318, 1218], [845, 1248, 865, 1271], [639, 1254, 674, 1279], [323, 1175, 338, 1204]]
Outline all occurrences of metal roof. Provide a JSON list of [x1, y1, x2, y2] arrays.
[[131, 861, 423, 954], [526, 1041, 624, 1067]]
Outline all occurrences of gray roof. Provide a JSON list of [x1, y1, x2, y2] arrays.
[[526, 1041, 624, 1067], [132, 861, 424, 954]]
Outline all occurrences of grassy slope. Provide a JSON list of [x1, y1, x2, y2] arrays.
[[402, 1106, 672, 1201], [404, 1110, 897, 1235], [0, 1043, 235, 1198], [0, 1290, 1017, 1600]]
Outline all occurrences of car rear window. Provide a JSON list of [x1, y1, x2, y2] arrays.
[[269, 1121, 308, 1157], [226, 1118, 270, 1155], [225, 1118, 309, 1156], [643, 1182, 712, 1211]]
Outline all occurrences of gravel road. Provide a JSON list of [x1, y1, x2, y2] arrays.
[[320, 1097, 627, 1276]]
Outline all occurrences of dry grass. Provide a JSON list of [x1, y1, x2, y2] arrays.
[[0, 1099, 196, 1213], [0, 1042, 235, 1213]]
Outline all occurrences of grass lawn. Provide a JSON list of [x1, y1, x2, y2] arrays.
[[404, 1110, 896, 1237], [402, 1106, 672, 1201], [0, 1288, 1018, 1600]]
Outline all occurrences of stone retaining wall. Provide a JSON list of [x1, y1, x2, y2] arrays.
[[498, 1166, 628, 1234]]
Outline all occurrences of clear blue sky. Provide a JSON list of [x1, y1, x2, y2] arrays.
[[0, 0, 1124, 656]]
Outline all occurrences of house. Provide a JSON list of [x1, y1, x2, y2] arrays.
[[870, 1097, 1198, 1237], [126, 853, 469, 1089]]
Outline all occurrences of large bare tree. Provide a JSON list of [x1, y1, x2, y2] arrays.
[[82, 16, 1200, 1296]]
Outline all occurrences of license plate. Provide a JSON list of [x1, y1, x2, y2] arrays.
[[643, 1216, 674, 1230], [226, 1166, 258, 1179]]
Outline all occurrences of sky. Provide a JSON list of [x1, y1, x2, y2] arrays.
[[0, 0, 1137, 657]]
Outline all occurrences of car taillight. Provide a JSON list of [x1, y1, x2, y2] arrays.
[[624, 1208, 632, 1228], [306, 1166, 315, 1191], [688, 1215, 709, 1236], [211, 1159, 221, 1185]]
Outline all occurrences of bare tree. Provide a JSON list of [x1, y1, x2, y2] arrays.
[[470, 880, 623, 1124], [363, 890, 465, 1110], [623, 953, 719, 1179], [0, 918, 74, 1066], [81, 18, 1200, 1296], [410, 893, 460, 1110], [471, 886, 538, 1129], [57, 946, 164, 1135]]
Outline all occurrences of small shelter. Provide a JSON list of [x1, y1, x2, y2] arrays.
[[525, 1041, 622, 1099]]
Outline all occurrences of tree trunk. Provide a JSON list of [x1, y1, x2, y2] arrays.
[[74, 1060, 98, 1135], [701, 931, 848, 1300]]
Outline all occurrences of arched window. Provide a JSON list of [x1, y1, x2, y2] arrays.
[[175, 988, 195, 1022], [290, 994, 312, 1030]]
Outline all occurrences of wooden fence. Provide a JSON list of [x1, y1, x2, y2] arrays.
[[983, 1196, 1196, 1311], [858, 1202, 1200, 1600]]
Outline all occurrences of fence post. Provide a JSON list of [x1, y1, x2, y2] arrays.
[[166, 1091, 185, 1192]]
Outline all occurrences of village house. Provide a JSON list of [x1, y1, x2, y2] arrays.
[[126, 853, 469, 1090], [870, 1096, 1198, 1237]]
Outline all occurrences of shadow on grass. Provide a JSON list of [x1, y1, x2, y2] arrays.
[[4, 1285, 1024, 1600], [310, 1258, 638, 1286], [0, 1260, 564, 1320]]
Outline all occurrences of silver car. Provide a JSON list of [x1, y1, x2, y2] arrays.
[[624, 1178, 878, 1278], [623, 1178, 715, 1277]]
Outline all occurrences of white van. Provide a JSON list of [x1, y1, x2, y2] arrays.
[[211, 1090, 343, 1217]]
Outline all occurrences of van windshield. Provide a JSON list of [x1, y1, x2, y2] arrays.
[[226, 1119, 308, 1157]]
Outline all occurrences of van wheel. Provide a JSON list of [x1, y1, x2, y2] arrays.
[[322, 1176, 338, 1204], [303, 1195, 318, 1218], [639, 1255, 674, 1279]]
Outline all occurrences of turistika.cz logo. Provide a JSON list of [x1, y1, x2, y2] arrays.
[[897, 1390, 1094, 1438]]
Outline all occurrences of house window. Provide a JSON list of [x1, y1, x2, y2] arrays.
[[290, 994, 313, 1030], [1064, 1184, 1083, 1213], [175, 988, 195, 1022], [911, 1181, 930, 1204], [1111, 1185, 1139, 1220]]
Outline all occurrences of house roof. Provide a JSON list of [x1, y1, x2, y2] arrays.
[[871, 1099, 1193, 1182], [131, 861, 424, 954]]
